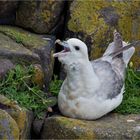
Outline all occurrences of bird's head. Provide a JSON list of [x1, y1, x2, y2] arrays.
[[53, 38, 89, 63]]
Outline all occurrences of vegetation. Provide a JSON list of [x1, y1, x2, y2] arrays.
[[0, 26, 48, 49], [49, 75, 63, 96], [115, 66, 140, 114], [0, 65, 55, 118]]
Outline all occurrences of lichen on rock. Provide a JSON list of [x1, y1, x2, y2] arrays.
[[0, 109, 19, 139], [16, 0, 64, 34], [0, 25, 55, 88], [41, 114, 140, 139], [0, 25, 48, 49], [32, 64, 44, 88], [0, 95, 33, 139], [66, 0, 140, 69]]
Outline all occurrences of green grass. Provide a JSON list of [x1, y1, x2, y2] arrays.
[[49, 75, 63, 96], [115, 68, 140, 114], [0, 65, 55, 118]]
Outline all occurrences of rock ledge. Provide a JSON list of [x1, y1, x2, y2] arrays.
[[41, 113, 140, 139]]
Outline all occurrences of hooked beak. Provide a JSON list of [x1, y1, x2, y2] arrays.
[[53, 39, 71, 57]]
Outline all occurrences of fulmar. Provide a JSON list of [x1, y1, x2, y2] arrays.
[[53, 30, 137, 120]]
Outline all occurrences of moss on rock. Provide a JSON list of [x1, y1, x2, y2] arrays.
[[32, 64, 44, 88], [9, 109, 33, 139], [0, 25, 48, 49], [16, 1, 64, 33], [67, 0, 140, 68], [41, 114, 140, 139], [41, 116, 95, 139], [0, 95, 33, 139], [0, 109, 19, 139], [0, 32, 40, 65], [0, 25, 55, 88]]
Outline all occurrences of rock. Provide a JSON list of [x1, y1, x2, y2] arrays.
[[0, 59, 14, 80], [7, 109, 33, 139], [33, 112, 46, 137], [33, 118, 44, 137], [32, 64, 44, 88], [0, 25, 55, 88], [0, 95, 33, 139], [16, 0, 64, 34], [0, 1, 18, 24], [0, 29, 40, 64], [0, 94, 20, 111], [66, 1, 140, 69], [41, 114, 140, 139], [0, 109, 19, 139]]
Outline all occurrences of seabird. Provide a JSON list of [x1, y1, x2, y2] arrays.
[[53, 30, 136, 120]]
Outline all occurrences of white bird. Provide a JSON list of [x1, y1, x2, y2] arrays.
[[53, 30, 137, 120]]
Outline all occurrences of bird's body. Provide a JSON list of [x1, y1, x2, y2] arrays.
[[54, 31, 135, 120]]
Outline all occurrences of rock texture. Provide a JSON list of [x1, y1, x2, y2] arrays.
[[0, 59, 14, 80], [0, 1, 18, 24], [7, 108, 33, 139], [0, 95, 33, 139], [16, 0, 64, 34], [41, 114, 140, 139], [0, 25, 55, 88], [0, 109, 19, 139], [66, 0, 140, 69], [32, 64, 44, 88]]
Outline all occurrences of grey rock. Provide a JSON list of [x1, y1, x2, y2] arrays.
[[0, 94, 33, 139], [0, 25, 55, 89], [0, 1, 18, 24], [0, 109, 19, 139], [8, 109, 33, 140], [65, 1, 140, 69], [0, 33, 40, 65], [0, 59, 14, 80], [41, 113, 140, 139], [16, 0, 64, 34], [33, 112, 46, 137]]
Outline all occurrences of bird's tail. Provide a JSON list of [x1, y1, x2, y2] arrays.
[[103, 30, 139, 66]]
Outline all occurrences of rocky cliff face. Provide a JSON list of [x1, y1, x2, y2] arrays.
[[16, 0, 65, 34], [0, 25, 55, 88], [66, 0, 140, 69], [0, 1, 140, 68]]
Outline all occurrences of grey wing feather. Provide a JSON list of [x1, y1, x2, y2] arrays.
[[113, 30, 123, 58], [91, 59, 124, 99]]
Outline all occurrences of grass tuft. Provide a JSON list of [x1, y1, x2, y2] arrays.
[[49, 75, 63, 96], [0, 65, 55, 118], [115, 67, 140, 114]]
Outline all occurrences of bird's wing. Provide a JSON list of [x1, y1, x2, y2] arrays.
[[103, 30, 123, 57], [91, 59, 124, 99], [103, 30, 136, 66]]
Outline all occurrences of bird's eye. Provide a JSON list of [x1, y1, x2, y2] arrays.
[[74, 46, 80, 51]]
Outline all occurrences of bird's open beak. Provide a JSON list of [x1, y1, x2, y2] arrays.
[[53, 39, 71, 57]]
